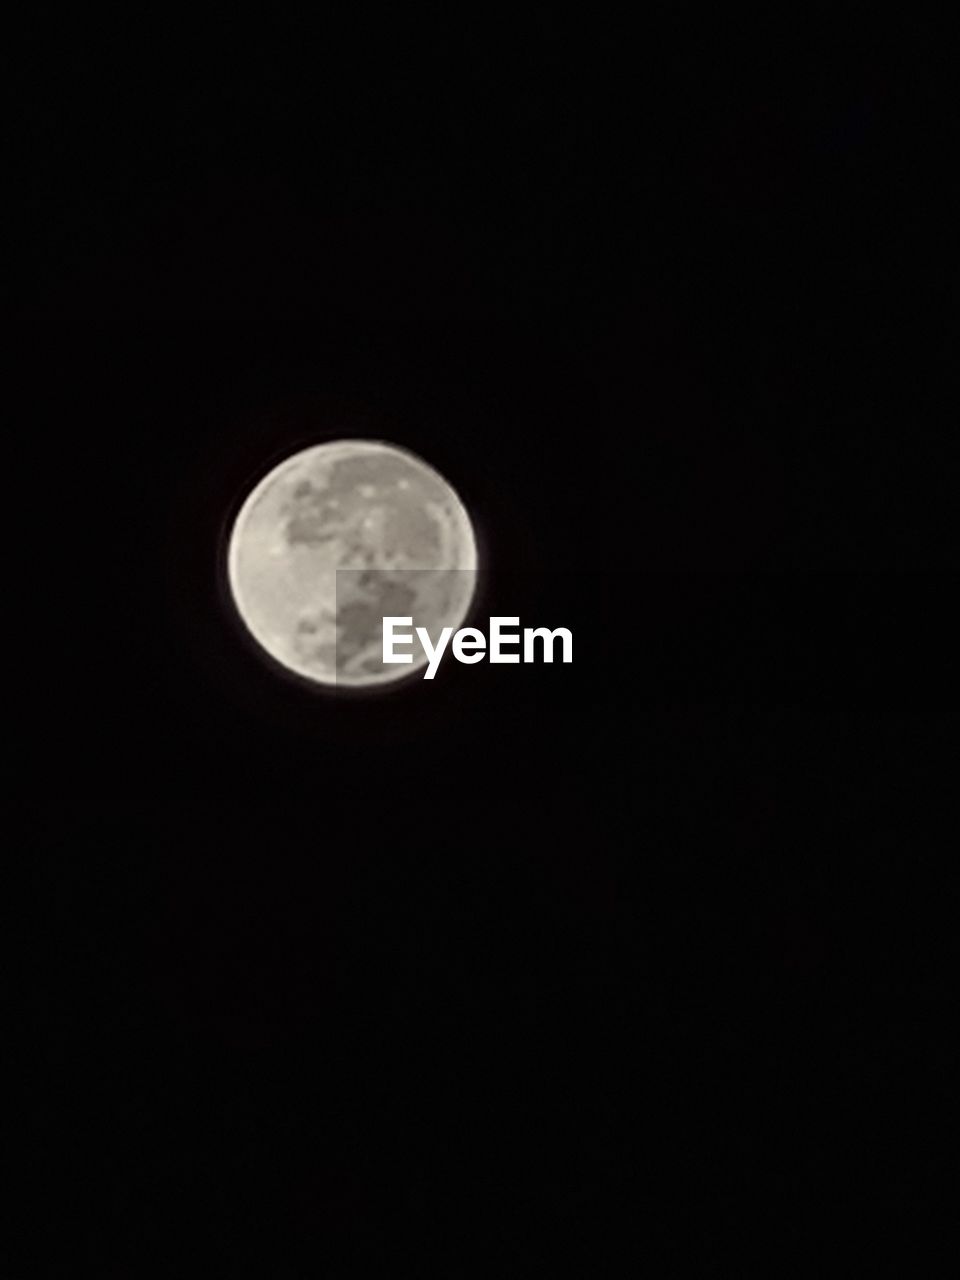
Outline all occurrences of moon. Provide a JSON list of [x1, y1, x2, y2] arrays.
[[226, 440, 479, 687]]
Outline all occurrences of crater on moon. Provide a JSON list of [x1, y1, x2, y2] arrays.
[[226, 440, 479, 687]]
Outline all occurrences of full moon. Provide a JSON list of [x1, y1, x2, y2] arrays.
[[226, 440, 479, 687]]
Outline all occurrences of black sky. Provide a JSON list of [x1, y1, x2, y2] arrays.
[[18, 9, 954, 1271]]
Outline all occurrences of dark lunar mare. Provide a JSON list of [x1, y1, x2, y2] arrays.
[[335, 575, 418, 672], [282, 479, 342, 548]]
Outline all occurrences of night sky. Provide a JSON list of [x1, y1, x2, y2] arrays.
[[18, 10, 953, 1270]]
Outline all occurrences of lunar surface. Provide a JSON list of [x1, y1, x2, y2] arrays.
[[226, 440, 478, 687]]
